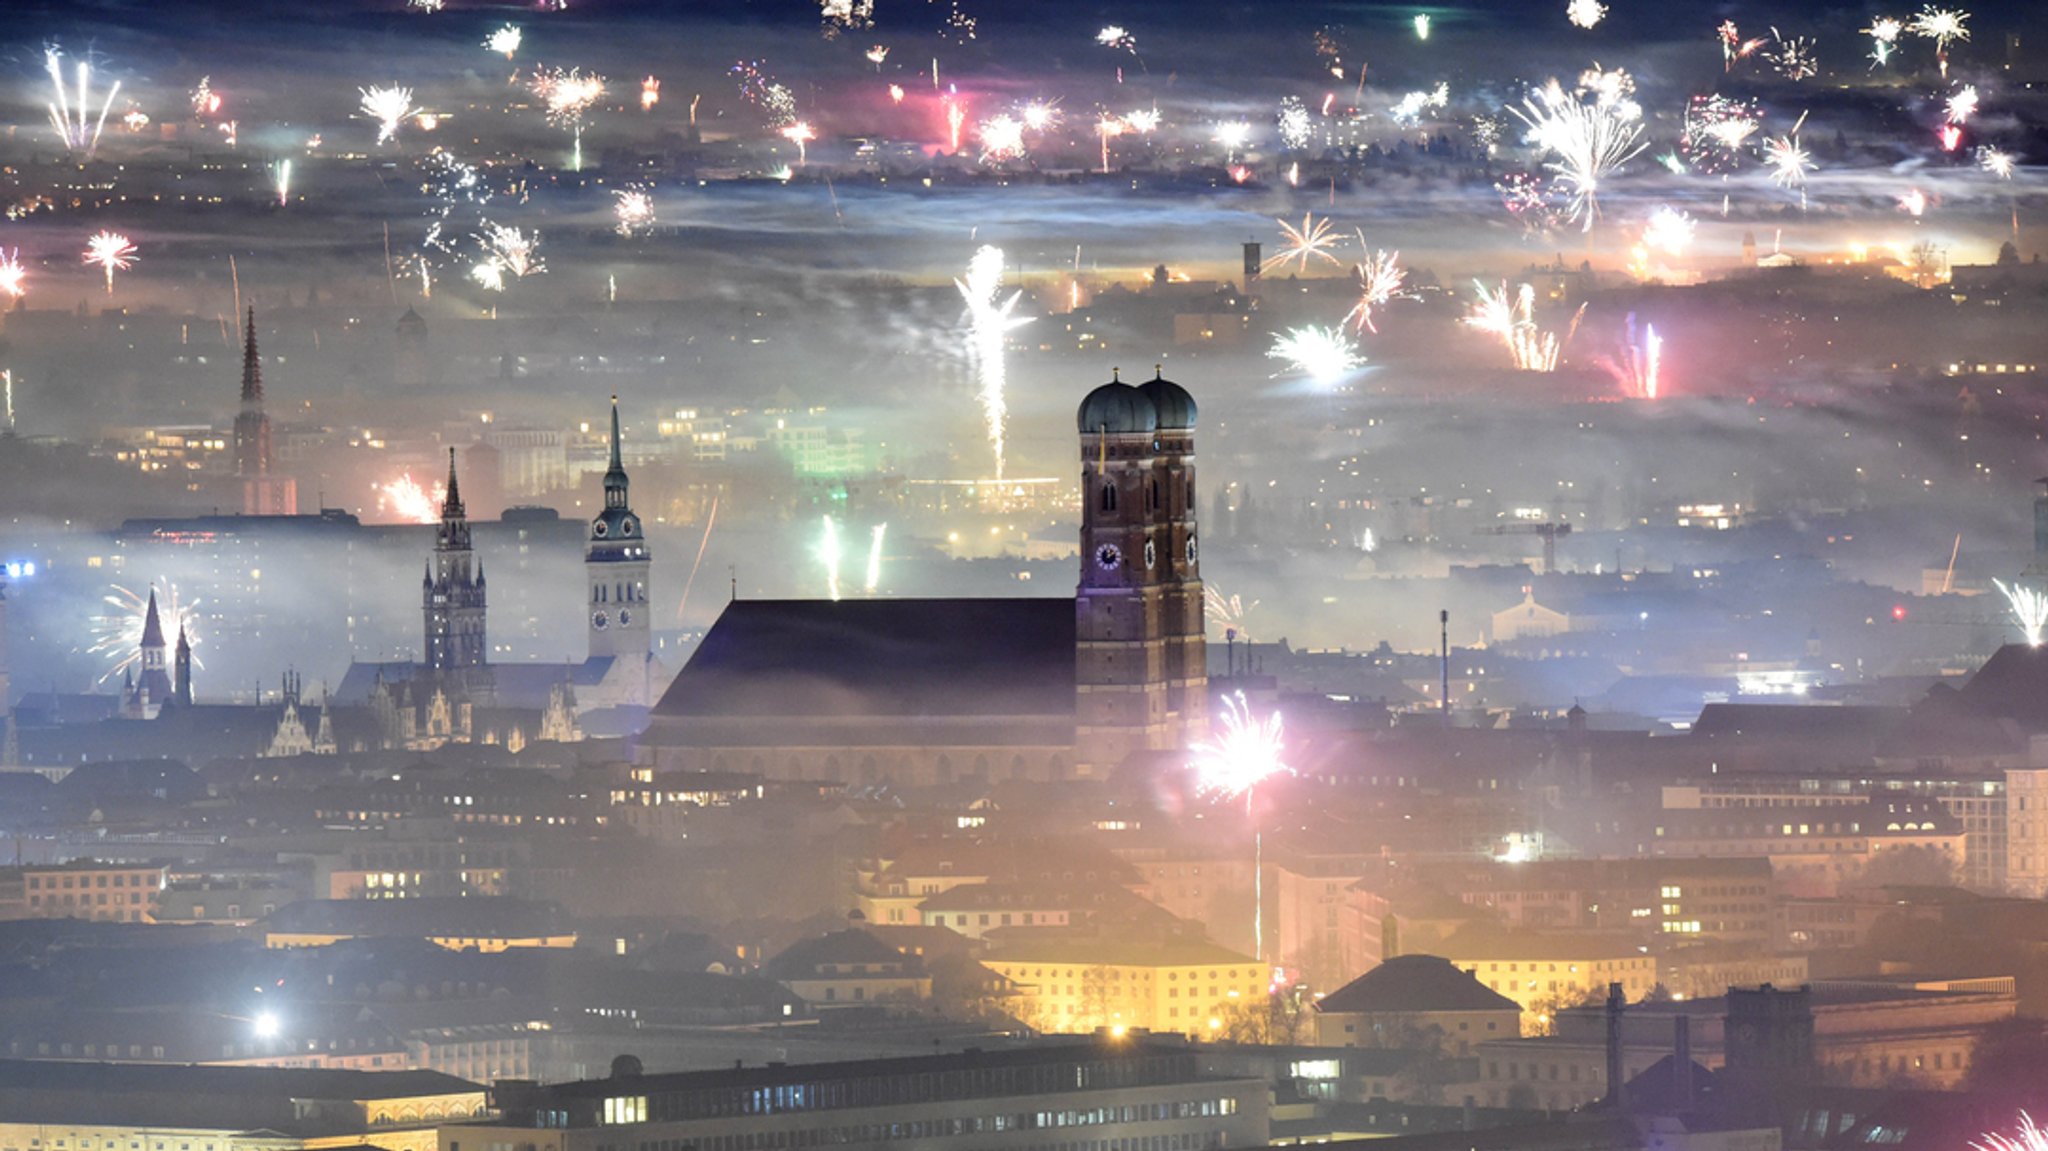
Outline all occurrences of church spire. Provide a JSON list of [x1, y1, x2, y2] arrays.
[[240, 307, 262, 405], [608, 394, 623, 472], [140, 588, 165, 649], [442, 447, 464, 520], [603, 396, 628, 510]]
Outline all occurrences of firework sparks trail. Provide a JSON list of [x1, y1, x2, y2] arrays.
[[485, 25, 522, 59], [1204, 587, 1261, 642], [1346, 240, 1405, 334], [1511, 75, 1647, 232], [955, 246, 1032, 481], [1189, 690, 1292, 962], [817, 515, 843, 601], [978, 114, 1026, 163], [377, 472, 446, 523], [1095, 114, 1124, 172], [1718, 21, 1768, 71], [864, 524, 887, 594], [1268, 325, 1365, 384], [359, 85, 417, 145], [1466, 281, 1581, 371], [83, 231, 135, 294], [273, 158, 292, 207], [0, 250, 26, 300], [192, 76, 221, 118], [1567, 0, 1606, 28], [1909, 6, 1969, 77], [613, 186, 655, 235], [1265, 212, 1344, 273], [1615, 312, 1662, 398], [86, 583, 203, 684], [1995, 580, 2048, 646], [45, 48, 122, 162]]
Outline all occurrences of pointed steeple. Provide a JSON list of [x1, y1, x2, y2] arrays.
[[240, 307, 262, 405], [441, 447, 464, 519], [603, 395, 629, 511], [140, 589, 165, 649], [608, 395, 624, 472]]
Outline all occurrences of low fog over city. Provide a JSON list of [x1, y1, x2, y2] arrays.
[[6, 0, 2048, 1147]]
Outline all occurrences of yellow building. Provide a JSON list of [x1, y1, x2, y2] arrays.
[[1434, 927, 1656, 1033], [261, 897, 577, 952], [0, 1061, 486, 1151], [983, 935, 1267, 1037]]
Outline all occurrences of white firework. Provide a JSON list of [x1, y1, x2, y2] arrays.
[[1946, 85, 1979, 125], [1511, 76, 1647, 232], [1909, 6, 1969, 76], [978, 114, 1026, 163], [1264, 212, 1345, 273], [476, 222, 543, 280], [1566, 0, 1607, 29], [955, 246, 1033, 481], [1769, 29, 1820, 81], [1980, 147, 2018, 178], [1996, 580, 2048, 646], [359, 85, 417, 145], [1466, 281, 1581, 371], [613, 187, 655, 236], [44, 48, 122, 162], [485, 25, 522, 59], [1641, 206, 1696, 256], [1764, 132, 1815, 189], [0, 250, 26, 300], [1277, 96, 1313, 150], [1268, 325, 1365, 384], [1346, 242, 1405, 334]]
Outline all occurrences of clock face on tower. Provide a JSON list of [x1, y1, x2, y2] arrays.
[[592, 520, 609, 538], [591, 610, 609, 630], [1143, 539, 1157, 569], [1095, 543, 1122, 570], [1187, 535, 1198, 564], [618, 608, 633, 626]]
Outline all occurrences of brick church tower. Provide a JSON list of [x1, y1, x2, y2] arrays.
[[1074, 368, 1208, 775]]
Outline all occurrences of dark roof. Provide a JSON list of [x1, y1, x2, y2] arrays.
[[334, 659, 612, 709], [1077, 379, 1158, 434], [652, 598, 1076, 720], [262, 897, 574, 940], [1316, 954, 1521, 1015], [763, 928, 927, 980], [0, 1058, 478, 1099], [1958, 643, 2048, 727]]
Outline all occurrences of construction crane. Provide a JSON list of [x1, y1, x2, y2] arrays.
[[1480, 521, 1572, 574]]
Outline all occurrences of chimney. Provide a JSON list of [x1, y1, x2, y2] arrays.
[[1603, 982, 1627, 1110], [1673, 1013, 1694, 1110]]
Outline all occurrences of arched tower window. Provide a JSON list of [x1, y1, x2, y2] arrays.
[[1101, 483, 1118, 513]]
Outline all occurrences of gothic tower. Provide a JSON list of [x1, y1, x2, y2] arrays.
[[172, 624, 193, 707], [423, 448, 488, 671], [1073, 368, 1208, 775], [136, 588, 173, 717], [233, 307, 297, 516], [587, 397, 653, 704]]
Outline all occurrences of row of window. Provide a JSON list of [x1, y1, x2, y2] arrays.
[[593, 1096, 1241, 1140], [24, 872, 158, 890]]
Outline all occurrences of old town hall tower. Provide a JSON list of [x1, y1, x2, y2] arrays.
[[1074, 368, 1208, 774], [423, 449, 487, 671]]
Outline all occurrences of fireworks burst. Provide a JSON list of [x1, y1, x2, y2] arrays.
[[781, 120, 816, 164], [1268, 325, 1366, 384], [1190, 691, 1290, 807], [1096, 25, 1137, 52], [1946, 85, 1979, 125], [191, 76, 221, 119], [1681, 94, 1761, 174], [978, 114, 1026, 163], [529, 66, 605, 168], [1768, 29, 1820, 81], [0, 250, 26, 300], [1995, 580, 2048, 647], [641, 76, 660, 111], [1276, 96, 1313, 150], [1020, 100, 1061, 131], [1641, 205, 1696, 256], [1866, 16, 1903, 66], [1718, 20, 1769, 71], [1496, 171, 1558, 230], [83, 231, 135, 295], [1616, 312, 1662, 399], [1511, 75, 1647, 232], [87, 583, 203, 684], [865, 45, 889, 67], [1899, 187, 1929, 216], [472, 223, 542, 291], [730, 60, 798, 128], [1466, 281, 1582, 372], [820, 0, 874, 35], [1980, 147, 2018, 178], [359, 85, 418, 145], [1909, 6, 1969, 77], [485, 25, 523, 59], [1346, 241, 1405, 334], [1213, 120, 1252, 161], [1413, 13, 1431, 40], [956, 246, 1032, 481], [1764, 129, 1815, 191], [377, 472, 446, 524], [1264, 212, 1344, 273], [1391, 83, 1451, 125], [1566, 0, 1606, 30], [613, 186, 655, 235], [44, 48, 122, 162]]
